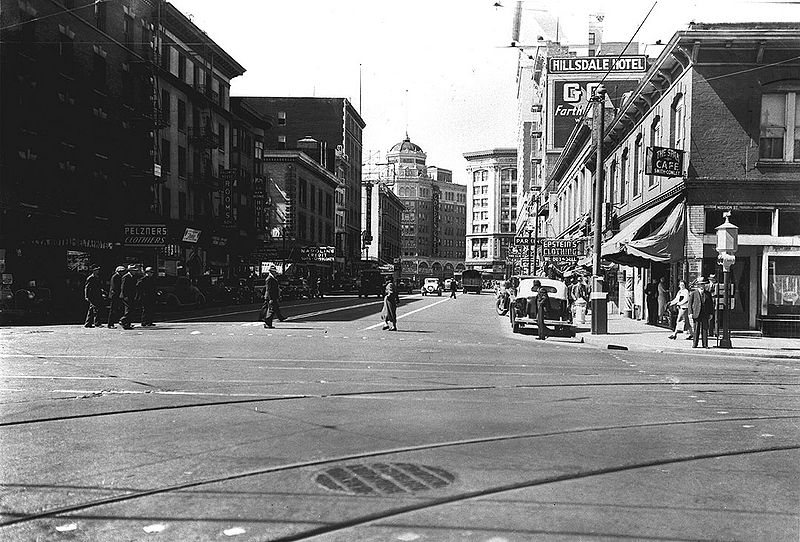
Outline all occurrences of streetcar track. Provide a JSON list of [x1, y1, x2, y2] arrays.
[[2, 382, 799, 427], [1, 417, 797, 528], [272, 444, 800, 542]]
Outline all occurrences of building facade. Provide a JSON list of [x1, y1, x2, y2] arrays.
[[237, 97, 366, 277], [388, 137, 467, 280], [544, 23, 800, 337], [362, 183, 404, 264], [1, 0, 163, 312], [463, 149, 518, 277]]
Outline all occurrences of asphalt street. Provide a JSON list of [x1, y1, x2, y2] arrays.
[[1, 292, 798, 541]]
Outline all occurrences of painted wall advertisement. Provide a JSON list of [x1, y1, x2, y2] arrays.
[[551, 79, 640, 148]]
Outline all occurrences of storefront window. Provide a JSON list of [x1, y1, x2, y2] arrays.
[[705, 209, 772, 235], [778, 210, 800, 236], [768, 256, 800, 314]]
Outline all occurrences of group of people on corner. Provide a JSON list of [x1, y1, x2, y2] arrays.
[[84, 264, 156, 329], [662, 275, 717, 348]]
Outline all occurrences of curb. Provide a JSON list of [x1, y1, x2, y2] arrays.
[[579, 334, 800, 360]]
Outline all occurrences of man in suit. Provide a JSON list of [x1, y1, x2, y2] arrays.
[[119, 265, 138, 329], [137, 267, 157, 327], [106, 265, 125, 328], [689, 277, 714, 348], [262, 265, 285, 329], [84, 266, 104, 328]]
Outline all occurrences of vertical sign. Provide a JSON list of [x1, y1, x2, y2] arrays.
[[253, 177, 266, 232], [221, 169, 236, 228]]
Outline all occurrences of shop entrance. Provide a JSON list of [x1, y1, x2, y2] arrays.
[[704, 257, 750, 330]]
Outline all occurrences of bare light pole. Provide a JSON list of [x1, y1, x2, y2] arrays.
[[590, 86, 608, 335]]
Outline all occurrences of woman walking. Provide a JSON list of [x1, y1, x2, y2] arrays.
[[381, 280, 399, 331], [667, 280, 690, 340]]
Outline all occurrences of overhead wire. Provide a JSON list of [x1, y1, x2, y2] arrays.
[[0, 0, 107, 31]]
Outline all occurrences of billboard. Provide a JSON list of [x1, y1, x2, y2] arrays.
[[551, 79, 640, 149]]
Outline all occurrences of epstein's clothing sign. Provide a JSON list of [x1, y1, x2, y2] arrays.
[[552, 79, 640, 148], [123, 224, 167, 246], [221, 169, 237, 228], [548, 56, 647, 74], [542, 239, 580, 259], [646, 146, 685, 177]]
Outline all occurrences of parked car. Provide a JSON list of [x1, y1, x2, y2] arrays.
[[508, 276, 576, 336], [443, 278, 459, 291], [397, 278, 415, 294], [421, 277, 442, 296], [156, 277, 206, 311]]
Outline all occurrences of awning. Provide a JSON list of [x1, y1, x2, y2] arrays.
[[603, 196, 685, 267]]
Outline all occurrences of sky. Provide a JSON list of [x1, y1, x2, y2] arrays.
[[168, 0, 800, 184]]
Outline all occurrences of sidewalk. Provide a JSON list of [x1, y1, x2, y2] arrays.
[[577, 312, 800, 359]]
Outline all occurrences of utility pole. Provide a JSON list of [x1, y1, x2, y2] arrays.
[[590, 86, 608, 335]]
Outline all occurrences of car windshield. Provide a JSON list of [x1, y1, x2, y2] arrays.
[[517, 279, 558, 297]]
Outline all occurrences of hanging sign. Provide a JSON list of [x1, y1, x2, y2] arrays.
[[646, 146, 684, 177]]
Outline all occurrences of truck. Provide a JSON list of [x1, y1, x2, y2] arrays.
[[461, 269, 483, 294], [357, 269, 385, 297]]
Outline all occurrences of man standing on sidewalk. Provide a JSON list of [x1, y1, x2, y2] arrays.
[[84, 266, 104, 328], [689, 277, 714, 348], [261, 264, 284, 329], [106, 265, 125, 328], [119, 265, 138, 330], [645, 277, 659, 325]]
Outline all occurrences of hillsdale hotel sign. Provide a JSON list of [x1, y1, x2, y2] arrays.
[[548, 55, 648, 148]]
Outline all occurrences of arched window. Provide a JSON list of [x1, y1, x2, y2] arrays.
[[649, 115, 661, 188], [669, 93, 685, 149], [619, 147, 628, 205], [633, 133, 642, 198]]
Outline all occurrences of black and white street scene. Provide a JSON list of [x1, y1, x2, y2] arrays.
[[2, 1, 800, 540]]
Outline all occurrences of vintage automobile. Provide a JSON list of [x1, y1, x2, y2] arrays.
[[460, 269, 483, 294], [421, 277, 442, 296], [508, 276, 576, 336], [397, 277, 416, 294], [443, 278, 460, 292], [156, 276, 206, 311]]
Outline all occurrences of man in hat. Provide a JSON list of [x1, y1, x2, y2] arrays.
[[137, 267, 157, 327], [261, 264, 284, 328], [689, 276, 714, 348], [106, 265, 126, 328], [707, 274, 718, 336], [119, 265, 138, 329], [84, 266, 104, 328]]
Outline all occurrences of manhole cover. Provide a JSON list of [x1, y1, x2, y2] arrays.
[[315, 462, 456, 495]]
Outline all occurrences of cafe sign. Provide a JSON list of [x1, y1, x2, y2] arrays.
[[646, 146, 684, 177], [123, 224, 167, 247]]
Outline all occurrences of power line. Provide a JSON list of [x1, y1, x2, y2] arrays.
[[0, 0, 107, 32]]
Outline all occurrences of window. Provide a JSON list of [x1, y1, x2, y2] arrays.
[[92, 53, 106, 89], [59, 32, 74, 71], [670, 93, 685, 149], [161, 43, 171, 71], [768, 256, 800, 315], [162, 188, 171, 218], [177, 99, 186, 132], [299, 178, 307, 207], [649, 116, 661, 187], [633, 134, 642, 197], [178, 146, 186, 177], [278, 112, 286, 126], [704, 209, 772, 235], [473, 170, 488, 184], [161, 139, 171, 172], [779, 210, 800, 236], [123, 15, 134, 47], [218, 123, 225, 152], [95, 0, 106, 31], [255, 140, 263, 160], [178, 54, 186, 82], [588, 32, 596, 45], [161, 89, 170, 124], [619, 148, 628, 205], [759, 88, 800, 161], [178, 191, 186, 220], [278, 135, 286, 149]]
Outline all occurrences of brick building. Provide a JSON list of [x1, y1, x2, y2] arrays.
[[543, 23, 800, 337], [237, 97, 366, 276]]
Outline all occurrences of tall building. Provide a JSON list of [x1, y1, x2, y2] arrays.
[[463, 149, 518, 277], [156, 2, 246, 278], [388, 137, 467, 280], [237, 97, 366, 276], [362, 183, 404, 264], [1, 0, 162, 308]]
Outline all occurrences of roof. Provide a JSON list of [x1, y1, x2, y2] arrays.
[[389, 137, 424, 154]]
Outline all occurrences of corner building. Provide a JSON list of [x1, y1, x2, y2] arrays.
[[545, 23, 800, 337]]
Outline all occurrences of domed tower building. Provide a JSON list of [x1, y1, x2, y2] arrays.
[[387, 136, 467, 283]]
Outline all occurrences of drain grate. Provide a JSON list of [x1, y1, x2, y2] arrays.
[[314, 462, 456, 495]]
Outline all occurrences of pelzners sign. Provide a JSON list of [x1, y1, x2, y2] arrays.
[[123, 224, 167, 247], [646, 146, 685, 177]]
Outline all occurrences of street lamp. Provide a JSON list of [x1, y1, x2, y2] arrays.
[[715, 212, 738, 348]]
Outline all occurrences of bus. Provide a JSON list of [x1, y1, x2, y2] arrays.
[[461, 269, 483, 294]]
